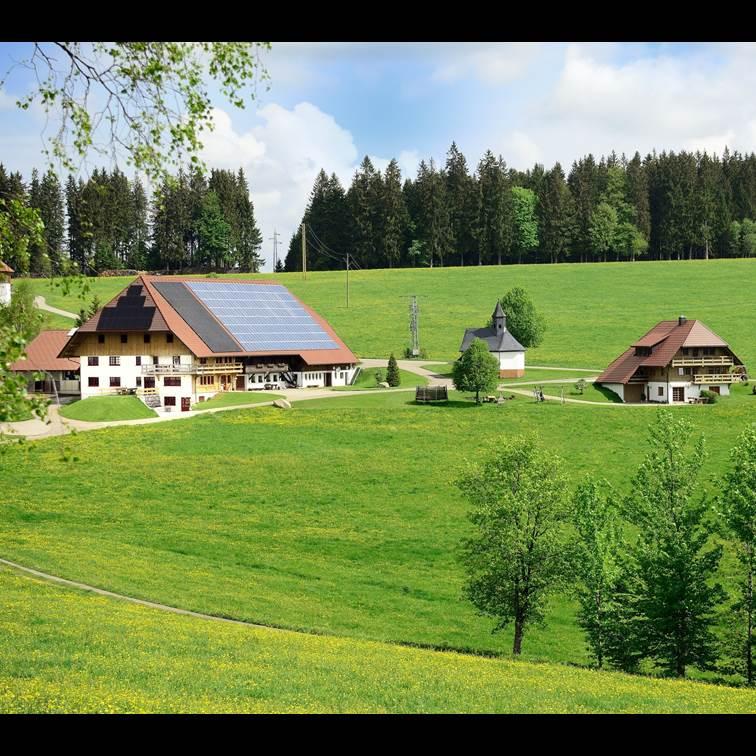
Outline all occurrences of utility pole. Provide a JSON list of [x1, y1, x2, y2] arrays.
[[269, 229, 279, 271], [409, 295, 419, 357], [346, 253, 350, 308], [301, 222, 307, 280]]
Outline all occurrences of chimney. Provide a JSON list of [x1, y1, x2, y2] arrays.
[[678, 315, 687, 326]]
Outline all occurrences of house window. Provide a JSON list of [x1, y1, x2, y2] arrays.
[[136, 356, 142, 366], [164, 377, 181, 387], [88, 356, 99, 367], [136, 377, 142, 387], [200, 358, 207, 365], [682, 348, 689, 356], [673, 387, 685, 402], [98, 334, 105, 344], [88, 377, 99, 387], [109, 376, 121, 387], [144, 334, 151, 344], [166, 333, 174, 343], [703, 347, 714, 356], [109, 356, 120, 366], [164, 396, 176, 407], [153, 356, 159, 365], [172, 355, 181, 366], [658, 386, 664, 397], [120, 334, 128, 344], [200, 375, 213, 386]]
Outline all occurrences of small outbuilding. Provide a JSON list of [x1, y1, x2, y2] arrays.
[[459, 302, 526, 378], [11, 329, 80, 396]]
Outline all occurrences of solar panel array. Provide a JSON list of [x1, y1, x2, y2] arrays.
[[186, 282, 339, 352]]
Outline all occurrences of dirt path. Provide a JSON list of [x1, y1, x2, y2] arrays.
[[0, 557, 279, 632], [34, 296, 78, 321]]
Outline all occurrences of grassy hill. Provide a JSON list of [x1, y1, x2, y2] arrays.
[[23, 259, 756, 367], [2, 567, 754, 713], [2, 385, 753, 675]]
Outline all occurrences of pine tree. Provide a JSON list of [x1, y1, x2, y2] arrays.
[[475, 151, 513, 265], [537, 163, 573, 264], [445, 142, 478, 266], [235, 168, 263, 272], [379, 159, 408, 269], [386, 353, 400, 387], [38, 170, 65, 274]]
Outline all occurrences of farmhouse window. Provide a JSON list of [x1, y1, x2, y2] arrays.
[[166, 333, 174, 343], [98, 334, 105, 344], [110, 376, 121, 387], [673, 387, 685, 402], [200, 358, 207, 364], [164, 377, 181, 387], [153, 356, 159, 365], [88, 356, 99, 366], [144, 334, 151, 344], [136, 356, 142, 366], [164, 396, 176, 407], [109, 356, 120, 366], [120, 334, 128, 344], [88, 377, 99, 387], [136, 377, 142, 387], [658, 386, 664, 396]]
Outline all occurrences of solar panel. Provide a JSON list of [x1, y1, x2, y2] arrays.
[[153, 282, 242, 353], [186, 282, 339, 352]]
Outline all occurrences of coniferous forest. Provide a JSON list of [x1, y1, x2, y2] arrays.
[[0, 165, 263, 276], [4, 144, 756, 277], [285, 144, 756, 271]]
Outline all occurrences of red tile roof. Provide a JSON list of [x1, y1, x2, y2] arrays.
[[597, 319, 742, 384], [11, 330, 80, 372]]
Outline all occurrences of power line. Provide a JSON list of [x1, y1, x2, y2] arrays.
[[269, 229, 280, 271]]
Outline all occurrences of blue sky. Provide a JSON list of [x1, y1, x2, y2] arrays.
[[1, 42, 755, 269]]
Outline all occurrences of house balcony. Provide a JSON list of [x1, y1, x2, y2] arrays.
[[692, 373, 743, 384], [672, 356, 734, 367], [141, 362, 244, 376]]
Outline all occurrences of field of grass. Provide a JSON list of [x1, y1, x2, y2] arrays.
[[2, 568, 754, 714], [333, 365, 428, 391], [22, 259, 756, 367], [2, 384, 754, 677], [191, 391, 281, 411], [59, 396, 157, 422]]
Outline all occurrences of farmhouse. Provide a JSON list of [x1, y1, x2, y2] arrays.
[[0, 260, 12, 305], [459, 302, 525, 378], [59, 276, 358, 412], [10, 329, 80, 396], [596, 316, 746, 404]]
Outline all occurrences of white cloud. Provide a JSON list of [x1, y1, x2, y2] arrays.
[[432, 43, 542, 85], [200, 102, 365, 269], [0, 88, 15, 110], [369, 149, 421, 179]]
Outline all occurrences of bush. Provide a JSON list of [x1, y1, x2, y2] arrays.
[[700, 390, 718, 404]]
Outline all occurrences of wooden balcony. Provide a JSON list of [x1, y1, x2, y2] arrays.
[[141, 362, 243, 376], [692, 373, 743, 384], [672, 356, 733, 367]]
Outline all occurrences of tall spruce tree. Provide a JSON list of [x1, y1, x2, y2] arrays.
[[445, 142, 478, 266]]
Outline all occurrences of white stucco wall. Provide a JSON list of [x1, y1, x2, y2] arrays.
[[602, 383, 625, 401], [497, 351, 525, 372], [0, 282, 10, 305]]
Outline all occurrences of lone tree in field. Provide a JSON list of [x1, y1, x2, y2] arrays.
[[623, 410, 725, 678], [452, 337, 499, 404], [572, 476, 623, 669], [490, 286, 546, 348], [717, 425, 756, 685], [575, 378, 587, 395], [386, 353, 401, 387], [457, 435, 573, 656]]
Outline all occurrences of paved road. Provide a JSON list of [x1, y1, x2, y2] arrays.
[[34, 296, 78, 321]]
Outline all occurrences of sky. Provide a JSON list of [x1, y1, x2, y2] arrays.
[[2, 41, 756, 270]]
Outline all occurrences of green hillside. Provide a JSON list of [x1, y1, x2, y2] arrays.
[[23, 259, 756, 367], [2, 568, 754, 713]]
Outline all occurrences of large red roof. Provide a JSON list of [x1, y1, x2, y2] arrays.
[[60, 275, 357, 366], [597, 319, 742, 384]]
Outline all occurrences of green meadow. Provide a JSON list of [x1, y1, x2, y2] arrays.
[[2, 384, 754, 675], [6, 258, 756, 711], [2, 568, 754, 714], [59, 395, 157, 421], [23, 258, 756, 367]]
